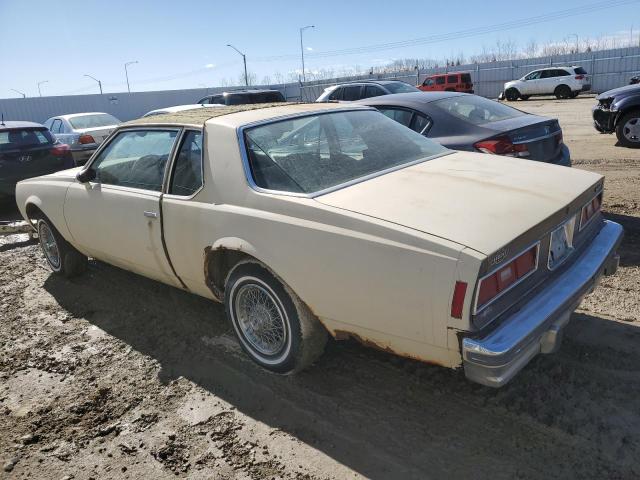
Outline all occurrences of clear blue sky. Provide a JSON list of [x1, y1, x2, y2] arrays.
[[1, 0, 638, 97]]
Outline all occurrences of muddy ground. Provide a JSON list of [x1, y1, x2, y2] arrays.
[[1, 97, 639, 479]]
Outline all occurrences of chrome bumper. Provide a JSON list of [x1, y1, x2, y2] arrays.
[[462, 220, 623, 388]]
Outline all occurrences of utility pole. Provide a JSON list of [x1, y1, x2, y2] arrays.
[[299, 25, 314, 84], [10, 89, 26, 98], [84, 74, 102, 94], [569, 33, 579, 53], [37, 80, 49, 97], [227, 44, 248, 86], [125, 61, 138, 93]]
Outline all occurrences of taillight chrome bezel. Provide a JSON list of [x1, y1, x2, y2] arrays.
[[473, 241, 540, 315], [579, 191, 603, 231]]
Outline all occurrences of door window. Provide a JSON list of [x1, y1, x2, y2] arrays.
[[435, 77, 446, 85], [341, 86, 362, 101], [447, 75, 458, 84], [91, 129, 178, 191], [524, 71, 542, 80], [423, 78, 435, 86], [169, 131, 203, 196], [51, 119, 63, 134], [364, 85, 385, 98]]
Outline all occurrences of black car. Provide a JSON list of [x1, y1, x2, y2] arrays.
[[198, 89, 285, 105], [592, 84, 640, 148], [630, 75, 639, 85], [0, 121, 74, 200], [357, 92, 571, 166], [315, 80, 420, 102]]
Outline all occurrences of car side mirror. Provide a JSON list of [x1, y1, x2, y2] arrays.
[[76, 168, 96, 183]]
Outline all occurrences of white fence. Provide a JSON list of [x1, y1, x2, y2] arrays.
[[1, 47, 638, 123]]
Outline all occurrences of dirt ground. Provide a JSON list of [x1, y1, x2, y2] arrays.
[[1, 96, 639, 480]]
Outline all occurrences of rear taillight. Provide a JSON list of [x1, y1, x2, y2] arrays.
[[476, 244, 538, 311], [79, 134, 96, 144], [575, 75, 585, 80], [579, 192, 603, 230], [50, 143, 70, 157], [474, 136, 529, 158], [451, 281, 467, 319]]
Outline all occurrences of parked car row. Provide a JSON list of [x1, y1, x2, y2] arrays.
[[15, 102, 623, 388]]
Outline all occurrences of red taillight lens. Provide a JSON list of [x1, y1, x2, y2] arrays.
[[474, 136, 529, 157], [50, 143, 70, 157], [575, 75, 585, 80], [451, 281, 467, 319], [79, 134, 96, 144], [476, 245, 538, 310], [579, 192, 603, 230]]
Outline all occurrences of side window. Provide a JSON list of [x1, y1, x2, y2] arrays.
[[341, 86, 362, 101], [378, 108, 413, 128], [447, 75, 457, 84], [51, 119, 63, 134], [364, 85, 384, 98], [411, 113, 433, 135], [328, 87, 343, 101], [423, 78, 434, 86], [169, 131, 203, 196], [525, 71, 541, 80], [91, 130, 178, 192], [435, 76, 445, 85]]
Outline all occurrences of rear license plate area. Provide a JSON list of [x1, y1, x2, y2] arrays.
[[548, 216, 576, 270]]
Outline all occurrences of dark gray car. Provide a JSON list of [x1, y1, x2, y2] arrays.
[[357, 92, 571, 166]]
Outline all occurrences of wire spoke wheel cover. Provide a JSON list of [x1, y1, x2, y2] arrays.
[[233, 280, 289, 359], [38, 221, 61, 270]]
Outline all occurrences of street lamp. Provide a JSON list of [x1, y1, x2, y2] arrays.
[[299, 25, 315, 84], [37, 80, 49, 97], [11, 89, 26, 98], [125, 61, 138, 93], [227, 44, 248, 86], [84, 74, 103, 94]]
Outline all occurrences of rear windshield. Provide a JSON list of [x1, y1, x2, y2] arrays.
[[383, 82, 420, 94], [225, 91, 285, 105], [68, 113, 120, 130], [0, 128, 54, 151], [574, 67, 587, 75], [432, 95, 526, 125], [244, 110, 448, 194]]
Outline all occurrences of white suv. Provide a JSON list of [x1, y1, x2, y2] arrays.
[[502, 66, 591, 101]]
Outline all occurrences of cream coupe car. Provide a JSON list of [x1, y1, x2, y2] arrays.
[[15, 103, 623, 387]]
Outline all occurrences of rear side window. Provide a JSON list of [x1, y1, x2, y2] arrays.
[[461, 73, 472, 83], [92, 130, 178, 191], [411, 114, 432, 135], [341, 86, 362, 101], [51, 119, 64, 134], [574, 67, 587, 75], [435, 77, 445, 85], [447, 75, 458, 84], [169, 130, 203, 196], [0, 128, 54, 151], [556, 69, 571, 77]]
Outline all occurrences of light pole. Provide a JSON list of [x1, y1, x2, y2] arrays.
[[11, 89, 26, 98], [84, 74, 103, 94], [37, 80, 49, 97], [569, 33, 579, 53], [125, 61, 138, 93], [299, 25, 314, 84], [227, 44, 248, 86]]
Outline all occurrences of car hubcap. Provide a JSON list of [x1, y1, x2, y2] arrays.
[[39, 223, 60, 269], [623, 117, 640, 142], [235, 284, 287, 356]]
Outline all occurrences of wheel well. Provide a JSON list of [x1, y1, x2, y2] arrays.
[[204, 247, 254, 301], [616, 107, 640, 126], [25, 203, 44, 222], [555, 84, 570, 92]]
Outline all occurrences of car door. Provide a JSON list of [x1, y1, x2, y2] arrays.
[[64, 127, 182, 286], [520, 70, 541, 94], [539, 69, 560, 94]]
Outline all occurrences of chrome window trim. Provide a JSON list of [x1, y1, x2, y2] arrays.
[[578, 190, 603, 232], [473, 241, 541, 316], [163, 127, 205, 200], [236, 108, 453, 199]]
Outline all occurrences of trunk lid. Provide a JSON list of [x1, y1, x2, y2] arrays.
[[75, 126, 116, 145], [315, 151, 601, 254]]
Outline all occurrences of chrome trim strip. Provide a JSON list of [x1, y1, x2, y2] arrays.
[[235, 109, 453, 199], [473, 241, 541, 315], [511, 130, 561, 145]]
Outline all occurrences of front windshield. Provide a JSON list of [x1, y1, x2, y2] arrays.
[[384, 82, 420, 94], [244, 109, 449, 194]]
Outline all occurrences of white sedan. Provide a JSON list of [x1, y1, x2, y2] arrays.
[[16, 103, 622, 387]]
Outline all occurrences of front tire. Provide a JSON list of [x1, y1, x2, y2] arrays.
[[37, 218, 88, 277], [225, 261, 327, 374], [616, 111, 640, 148], [505, 88, 520, 101]]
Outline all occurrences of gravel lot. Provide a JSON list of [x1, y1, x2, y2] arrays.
[[1, 96, 639, 479]]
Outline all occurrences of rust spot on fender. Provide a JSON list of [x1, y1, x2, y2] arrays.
[[333, 330, 447, 368]]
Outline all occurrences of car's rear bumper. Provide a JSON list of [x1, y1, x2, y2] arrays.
[[549, 144, 571, 167], [462, 220, 623, 388]]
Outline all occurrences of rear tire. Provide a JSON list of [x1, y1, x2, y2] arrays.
[[505, 88, 520, 101], [615, 111, 640, 148], [36, 217, 88, 277], [225, 261, 328, 374], [555, 85, 571, 99]]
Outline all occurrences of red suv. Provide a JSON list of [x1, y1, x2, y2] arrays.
[[419, 72, 473, 93]]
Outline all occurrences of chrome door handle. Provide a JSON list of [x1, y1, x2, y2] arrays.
[[144, 211, 158, 218]]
